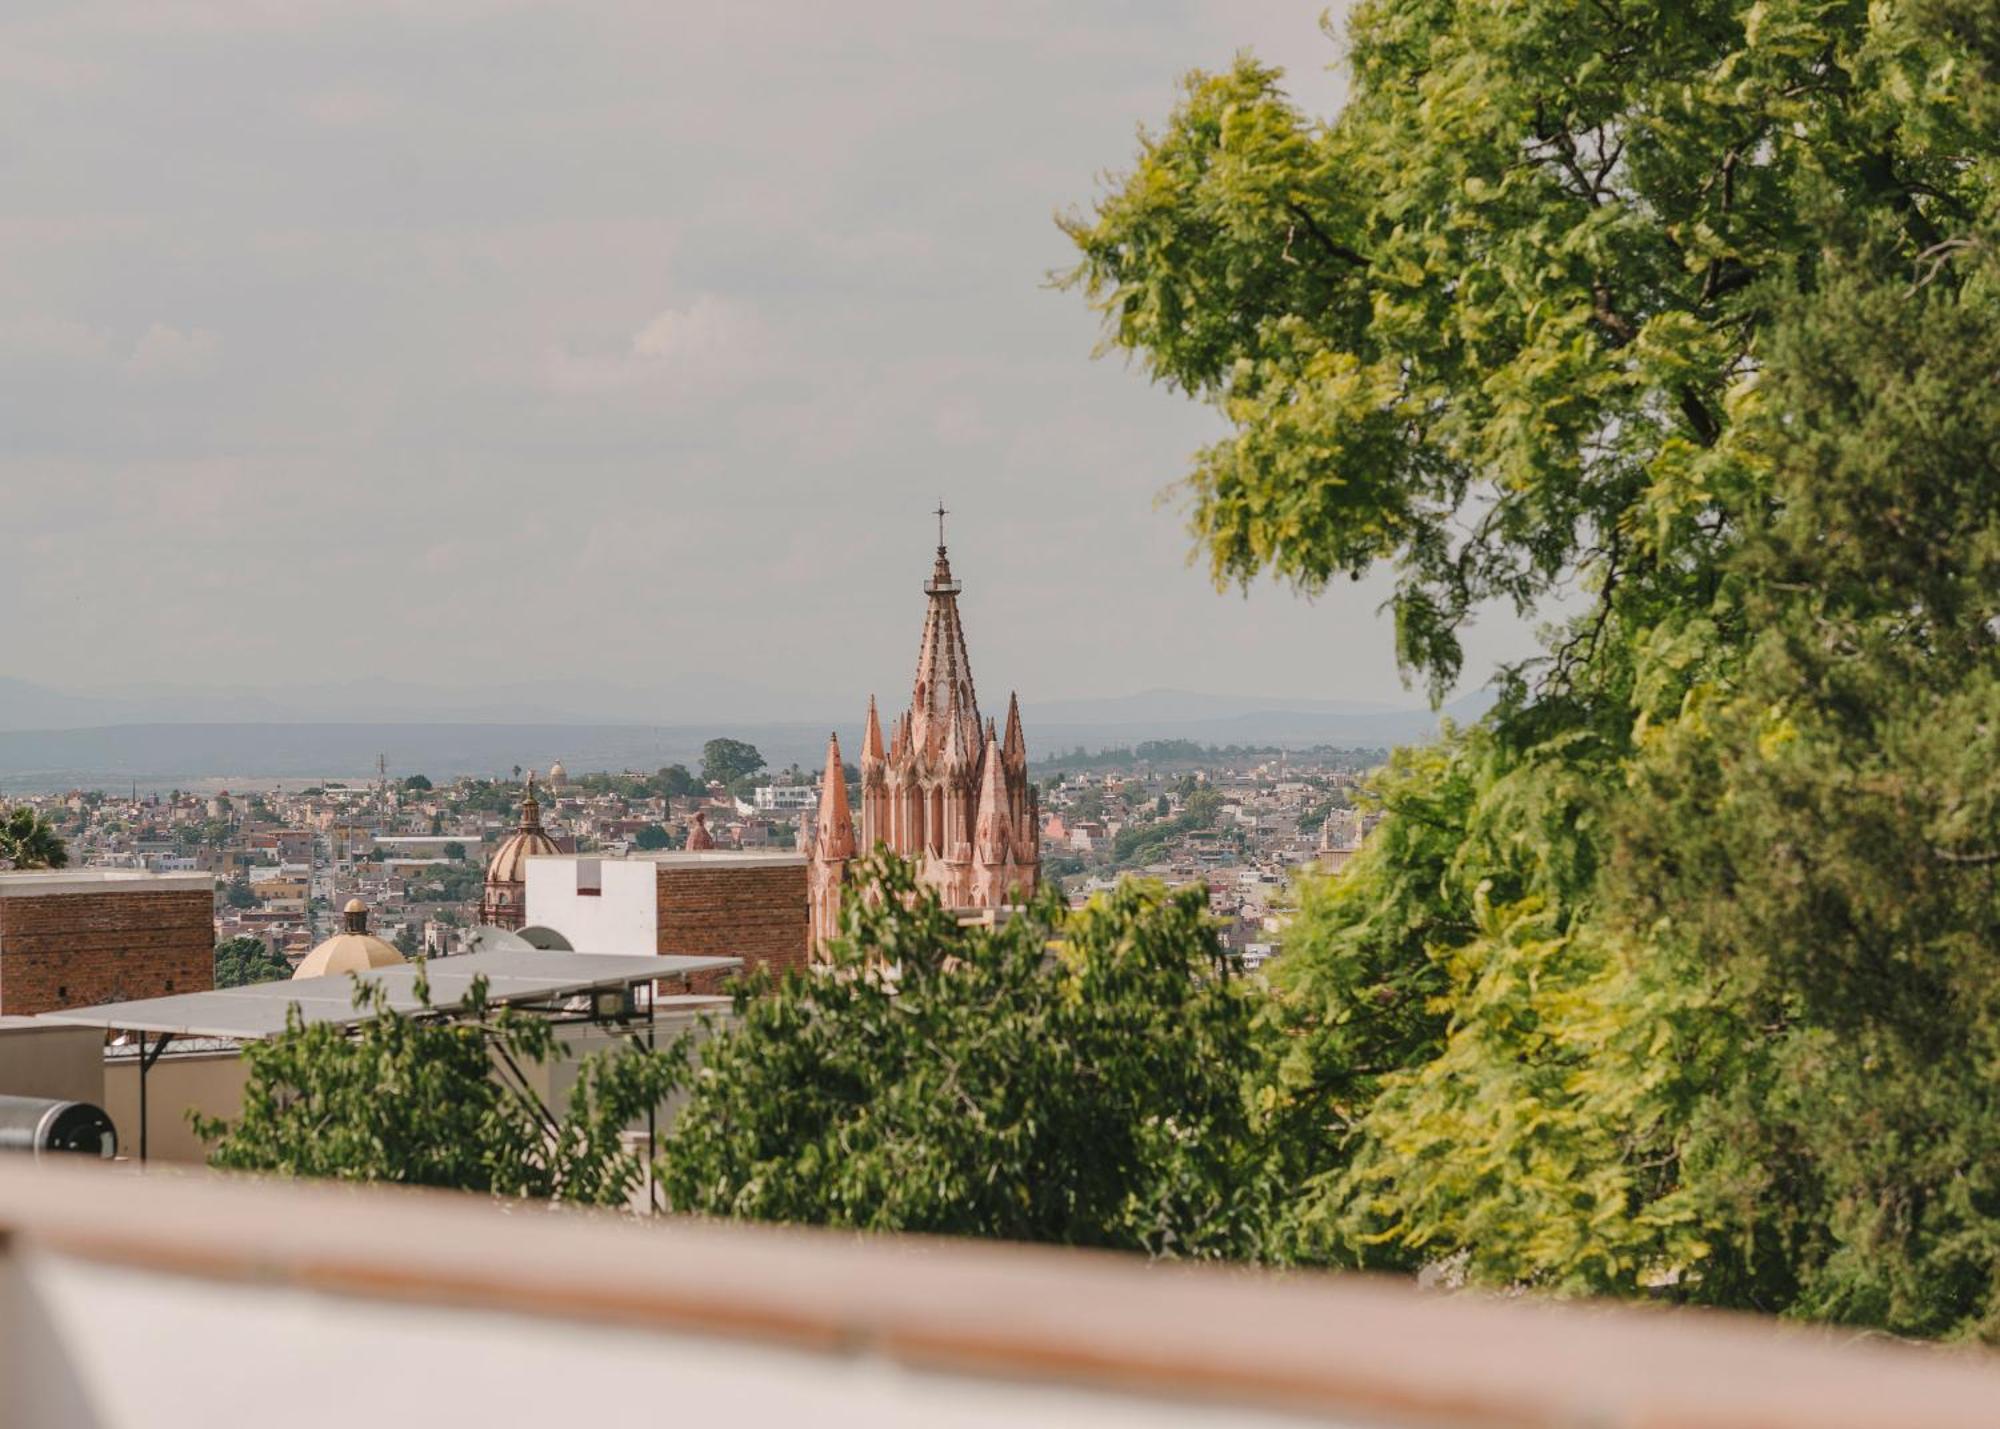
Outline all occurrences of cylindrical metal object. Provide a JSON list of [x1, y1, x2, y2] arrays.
[[0, 1094, 119, 1159]]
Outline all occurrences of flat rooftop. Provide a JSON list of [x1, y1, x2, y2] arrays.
[[0, 869, 214, 898], [36, 948, 742, 1040], [526, 851, 806, 869]]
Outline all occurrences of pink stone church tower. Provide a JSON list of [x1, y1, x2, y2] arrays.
[[807, 516, 1040, 948]]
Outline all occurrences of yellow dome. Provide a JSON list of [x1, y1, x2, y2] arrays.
[[293, 932, 405, 979], [548, 760, 568, 786], [294, 901, 404, 979]]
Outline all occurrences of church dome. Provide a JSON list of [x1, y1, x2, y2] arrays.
[[294, 900, 404, 979], [547, 759, 568, 787], [487, 776, 560, 885], [483, 775, 559, 930]]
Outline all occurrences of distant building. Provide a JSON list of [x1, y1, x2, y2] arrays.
[[753, 785, 817, 812], [524, 850, 808, 994]]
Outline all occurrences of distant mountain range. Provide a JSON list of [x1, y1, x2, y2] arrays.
[[0, 675, 800, 730], [0, 678, 1492, 793]]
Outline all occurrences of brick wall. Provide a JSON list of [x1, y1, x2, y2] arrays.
[[0, 890, 215, 1015], [655, 861, 808, 995]]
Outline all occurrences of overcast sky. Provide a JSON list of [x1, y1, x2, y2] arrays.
[[0, 2, 1541, 717]]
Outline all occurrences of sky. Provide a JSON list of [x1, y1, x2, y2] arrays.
[[0, 1, 1545, 719]]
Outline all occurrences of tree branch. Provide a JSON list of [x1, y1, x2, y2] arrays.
[[1591, 281, 1637, 345], [1285, 202, 1370, 269], [1679, 385, 1721, 446], [1931, 846, 2000, 867]]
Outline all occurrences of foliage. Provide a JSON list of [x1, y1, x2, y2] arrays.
[[632, 823, 674, 851], [1068, 0, 2000, 1338], [402, 774, 433, 792], [0, 806, 70, 870], [571, 764, 704, 801], [1064, 1, 1989, 699], [221, 877, 259, 909], [213, 935, 292, 988], [700, 738, 765, 790], [654, 764, 704, 799], [658, 853, 1285, 1257], [195, 967, 678, 1205]]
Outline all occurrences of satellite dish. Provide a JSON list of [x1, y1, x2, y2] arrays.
[[462, 924, 534, 954]]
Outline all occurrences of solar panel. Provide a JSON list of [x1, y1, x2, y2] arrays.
[[33, 949, 741, 1040]]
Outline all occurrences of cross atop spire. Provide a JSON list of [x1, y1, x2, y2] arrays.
[[925, 503, 962, 596]]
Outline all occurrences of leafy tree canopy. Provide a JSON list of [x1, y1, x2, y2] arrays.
[[700, 738, 765, 790], [654, 764, 704, 799], [1068, 0, 2000, 1339], [213, 936, 292, 989], [196, 970, 676, 1205], [1065, 0, 1992, 698], [0, 806, 69, 870], [659, 853, 1286, 1257]]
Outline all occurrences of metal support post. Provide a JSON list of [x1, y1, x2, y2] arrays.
[[137, 1031, 173, 1164]]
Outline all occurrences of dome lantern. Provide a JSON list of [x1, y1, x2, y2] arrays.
[[294, 899, 405, 979]]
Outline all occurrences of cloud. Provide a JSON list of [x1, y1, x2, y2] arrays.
[[0, 1, 1502, 710], [125, 323, 221, 380], [541, 296, 768, 396], [298, 86, 398, 127], [0, 316, 112, 370]]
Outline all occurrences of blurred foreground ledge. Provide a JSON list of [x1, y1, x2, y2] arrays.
[[3, 1158, 1997, 1429]]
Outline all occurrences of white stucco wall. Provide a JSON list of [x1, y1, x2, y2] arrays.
[[8, 1253, 1330, 1429], [523, 855, 657, 955]]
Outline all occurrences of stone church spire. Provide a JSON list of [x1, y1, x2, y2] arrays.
[[806, 515, 1040, 951], [809, 731, 856, 947], [860, 695, 889, 851], [910, 508, 980, 765], [813, 732, 855, 862]]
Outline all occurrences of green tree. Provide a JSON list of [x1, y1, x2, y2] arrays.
[[1067, 0, 2000, 1336], [221, 876, 259, 909], [658, 853, 1284, 1257], [195, 969, 678, 1205], [1064, 3, 1989, 700], [213, 936, 292, 988], [699, 738, 765, 790], [0, 806, 68, 869], [632, 823, 673, 851], [402, 774, 433, 792], [652, 764, 704, 799]]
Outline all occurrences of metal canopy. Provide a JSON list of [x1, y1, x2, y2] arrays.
[[35, 948, 740, 1041]]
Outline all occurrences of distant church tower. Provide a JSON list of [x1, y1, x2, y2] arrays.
[[483, 774, 558, 929], [807, 514, 1039, 948]]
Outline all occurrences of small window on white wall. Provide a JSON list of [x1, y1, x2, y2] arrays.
[[576, 859, 602, 897]]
